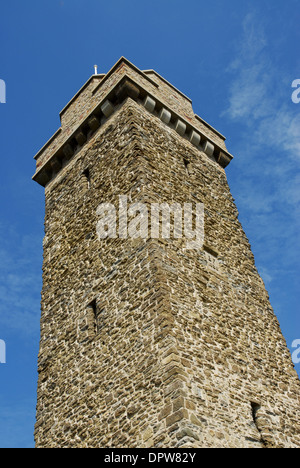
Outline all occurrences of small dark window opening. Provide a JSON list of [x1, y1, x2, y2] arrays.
[[250, 402, 267, 447], [251, 402, 260, 423], [87, 299, 97, 337], [203, 244, 218, 258], [183, 158, 191, 176], [83, 168, 91, 189]]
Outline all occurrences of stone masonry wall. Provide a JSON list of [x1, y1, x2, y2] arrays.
[[35, 97, 300, 448]]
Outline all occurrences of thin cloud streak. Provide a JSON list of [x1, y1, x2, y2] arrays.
[[222, 11, 300, 289], [0, 224, 42, 338], [224, 12, 300, 160]]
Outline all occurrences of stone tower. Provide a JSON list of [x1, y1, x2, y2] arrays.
[[33, 58, 300, 448]]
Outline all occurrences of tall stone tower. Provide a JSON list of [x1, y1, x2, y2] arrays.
[[33, 58, 300, 448]]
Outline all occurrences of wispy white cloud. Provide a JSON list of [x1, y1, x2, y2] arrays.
[[0, 224, 42, 338], [224, 11, 300, 160], [222, 10, 300, 285], [257, 265, 273, 285]]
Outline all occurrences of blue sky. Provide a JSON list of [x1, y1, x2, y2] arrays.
[[0, 0, 299, 448]]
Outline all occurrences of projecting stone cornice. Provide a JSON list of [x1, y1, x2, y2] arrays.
[[32, 57, 233, 187]]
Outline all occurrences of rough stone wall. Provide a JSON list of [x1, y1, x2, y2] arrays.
[[59, 75, 104, 129], [35, 97, 300, 448]]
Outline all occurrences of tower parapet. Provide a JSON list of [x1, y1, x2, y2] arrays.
[[33, 57, 232, 188]]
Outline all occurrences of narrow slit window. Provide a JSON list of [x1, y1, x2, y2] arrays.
[[203, 244, 218, 258], [251, 402, 260, 424], [250, 402, 267, 447], [87, 299, 97, 337], [82, 168, 91, 189], [183, 158, 191, 176]]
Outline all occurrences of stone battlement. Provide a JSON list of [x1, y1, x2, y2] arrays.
[[33, 57, 233, 187]]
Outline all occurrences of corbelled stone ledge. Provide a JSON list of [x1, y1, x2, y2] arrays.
[[32, 57, 233, 187]]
